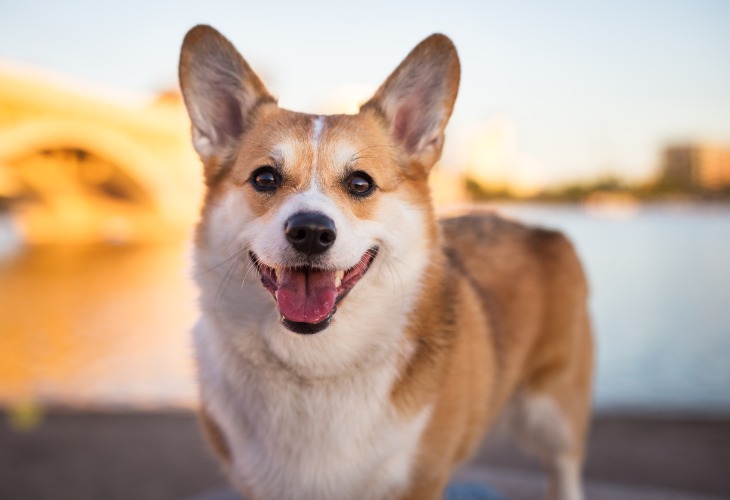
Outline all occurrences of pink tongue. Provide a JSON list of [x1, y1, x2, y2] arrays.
[[276, 268, 338, 324]]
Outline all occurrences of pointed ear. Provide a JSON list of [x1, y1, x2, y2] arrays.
[[361, 34, 460, 172], [179, 25, 275, 171]]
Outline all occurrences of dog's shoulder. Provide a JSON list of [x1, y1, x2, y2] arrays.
[[439, 210, 583, 280], [439, 209, 588, 348]]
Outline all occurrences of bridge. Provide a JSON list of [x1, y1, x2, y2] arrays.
[[0, 65, 203, 244]]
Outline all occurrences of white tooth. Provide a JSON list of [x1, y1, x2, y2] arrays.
[[334, 270, 344, 288]]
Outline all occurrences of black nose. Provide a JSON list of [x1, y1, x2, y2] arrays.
[[285, 212, 336, 255]]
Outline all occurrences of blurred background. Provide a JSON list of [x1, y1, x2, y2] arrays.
[[1, 1, 729, 499]]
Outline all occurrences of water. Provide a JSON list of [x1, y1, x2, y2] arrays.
[[0, 243, 198, 408], [1, 204, 729, 413], [495, 203, 730, 413]]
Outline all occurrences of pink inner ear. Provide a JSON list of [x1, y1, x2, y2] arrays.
[[393, 102, 434, 154], [393, 105, 413, 146], [390, 83, 437, 154]]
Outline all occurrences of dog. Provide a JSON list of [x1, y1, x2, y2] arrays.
[[178, 25, 593, 500]]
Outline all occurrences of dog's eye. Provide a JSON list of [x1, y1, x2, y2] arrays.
[[251, 167, 280, 192], [346, 172, 374, 197]]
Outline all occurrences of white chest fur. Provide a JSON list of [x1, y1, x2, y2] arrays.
[[192, 180, 434, 499], [194, 317, 432, 500]]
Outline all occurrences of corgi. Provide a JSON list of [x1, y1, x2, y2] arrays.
[[178, 25, 593, 500]]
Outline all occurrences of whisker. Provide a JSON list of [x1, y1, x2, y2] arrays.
[[194, 237, 251, 279], [384, 257, 406, 310], [240, 258, 260, 288], [215, 259, 240, 305], [385, 252, 417, 273], [349, 144, 398, 164], [195, 251, 242, 278]]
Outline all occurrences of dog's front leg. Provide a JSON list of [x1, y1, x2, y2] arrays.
[[399, 474, 449, 500]]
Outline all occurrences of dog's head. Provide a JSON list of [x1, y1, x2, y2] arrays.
[[180, 26, 459, 340]]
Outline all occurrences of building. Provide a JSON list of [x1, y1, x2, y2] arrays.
[[661, 143, 730, 190]]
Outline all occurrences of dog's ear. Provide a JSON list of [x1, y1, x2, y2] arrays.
[[179, 25, 274, 172], [361, 34, 460, 173]]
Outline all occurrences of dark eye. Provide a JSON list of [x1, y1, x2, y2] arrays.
[[346, 172, 375, 197], [251, 166, 280, 192]]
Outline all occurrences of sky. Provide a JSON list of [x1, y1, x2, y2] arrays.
[[2, 0, 729, 188]]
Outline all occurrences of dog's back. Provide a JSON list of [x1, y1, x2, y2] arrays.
[[441, 211, 594, 498]]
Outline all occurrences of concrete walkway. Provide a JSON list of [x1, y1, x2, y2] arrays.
[[188, 468, 721, 500], [454, 466, 721, 500], [1, 410, 727, 499]]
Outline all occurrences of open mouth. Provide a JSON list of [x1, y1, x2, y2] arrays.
[[251, 247, 378, 335]]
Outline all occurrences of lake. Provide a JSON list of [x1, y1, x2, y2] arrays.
[[497, 203, 730, 414], [1, 203, 729, 414]]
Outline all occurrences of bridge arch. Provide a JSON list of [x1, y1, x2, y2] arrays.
[[0, 118, 200, 243], [0, 118, 181, 208]]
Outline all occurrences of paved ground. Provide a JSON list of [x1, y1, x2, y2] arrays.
[[1, 410, 728, 500]]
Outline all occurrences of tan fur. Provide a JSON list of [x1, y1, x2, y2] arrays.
[[200, 404, 232, 465], [179, 25, 593, 500], [397, 212, 594, 499]]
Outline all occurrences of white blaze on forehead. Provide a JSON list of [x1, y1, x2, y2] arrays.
[[311, 116, 325, 173], [312, 115, 325, 143]]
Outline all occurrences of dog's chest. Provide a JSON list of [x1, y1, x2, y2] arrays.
[[197, 326, 431, 500]]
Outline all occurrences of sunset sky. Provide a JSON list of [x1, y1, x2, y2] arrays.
[[2, 0, 729, 189]]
